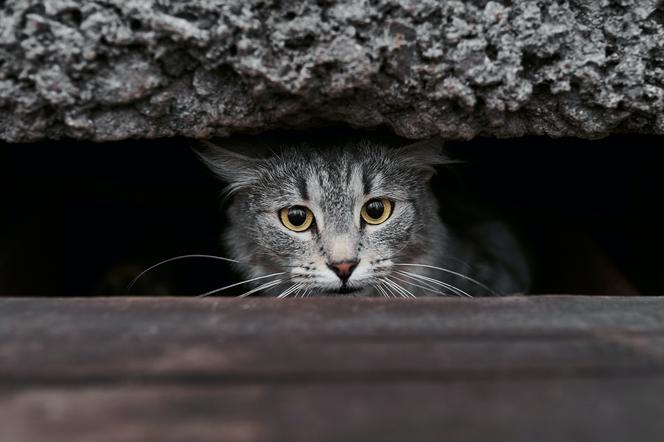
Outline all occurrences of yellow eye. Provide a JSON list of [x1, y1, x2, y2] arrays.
[[279, 206, 314, 232], [361, 198, 392, 225]]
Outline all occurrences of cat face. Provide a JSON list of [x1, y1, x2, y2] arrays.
[[199, 140, 449, 296]]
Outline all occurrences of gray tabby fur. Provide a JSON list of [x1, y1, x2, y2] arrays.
[[198, 139, 530, 297]]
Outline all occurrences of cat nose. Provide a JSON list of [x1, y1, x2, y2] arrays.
[[327, 260, 359, 283]]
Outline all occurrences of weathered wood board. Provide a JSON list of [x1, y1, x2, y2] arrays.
[[1, 296, 664, 442]]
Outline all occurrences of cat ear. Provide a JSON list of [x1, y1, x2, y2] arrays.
[[396, 137, 454, 180], [194, 140, 259, 188]]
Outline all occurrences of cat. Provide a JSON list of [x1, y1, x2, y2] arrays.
[[197, 138, 531, 297]]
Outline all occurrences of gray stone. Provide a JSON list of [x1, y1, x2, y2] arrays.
[[0, 0, 663, 142]]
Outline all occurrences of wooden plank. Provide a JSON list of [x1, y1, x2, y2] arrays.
[[2, 297, 664, 381], [3, 296, 664, 442], [3, 296, 664, 338], [2, 379, 664, 442]]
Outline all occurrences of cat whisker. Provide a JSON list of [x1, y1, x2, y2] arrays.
[[379, 278, 402, 298], [236, 278, 287, 298], [382, 277, 415, 298], [128, 254, 244, 292], [391, 277, 417, 299], [198, 272, 287, 297], [294, 284, 310, 298], [393, 263, 496, 296], [376, 280, 393, 298], [396, 270, 468, 297], [396, 270, 471, 298], [297, 286, 313, 298], [277, 282, 305, 299], [373, 282, 389, 299], [289, 282, 306, 298], [391, 273, 451, 297]]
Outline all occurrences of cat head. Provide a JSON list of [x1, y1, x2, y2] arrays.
[[197, 139, 451, 296]]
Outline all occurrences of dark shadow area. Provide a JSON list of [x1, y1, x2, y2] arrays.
[[0, 129, 662, 296]]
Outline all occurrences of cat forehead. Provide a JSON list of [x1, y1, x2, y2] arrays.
[[307, 163, 366, 209], [237, 142, 439, 207], [264, 149, 385, 194], [253, 153, 364, 207]]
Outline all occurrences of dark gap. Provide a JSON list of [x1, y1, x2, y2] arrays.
[[650, 7, 664, 28], [0, 129, 662, 296], [56, 9, 83, 27], [521, 53, 562, 73], [485, 43, 498, 61], [465, 0, 513, 6], [129, 19, 143, 31], [284, 33, 316, 50]]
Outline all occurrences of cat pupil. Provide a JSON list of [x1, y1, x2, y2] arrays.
[[288, 206, 307, 226], [366, 200, 384, 219]]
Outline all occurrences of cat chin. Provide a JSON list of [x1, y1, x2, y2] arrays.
[[336, 286, 363, 295], [312, 286, 376, 297]]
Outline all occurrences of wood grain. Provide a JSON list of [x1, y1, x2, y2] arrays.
[[3, 379, 664, 442], [1, 296, 664, 441]]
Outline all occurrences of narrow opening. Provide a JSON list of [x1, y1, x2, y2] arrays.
[[1, 129, 662, 296]]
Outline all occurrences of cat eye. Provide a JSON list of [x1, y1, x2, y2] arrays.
[[279, 206, 314, 232], [361, 198, 393, 225]]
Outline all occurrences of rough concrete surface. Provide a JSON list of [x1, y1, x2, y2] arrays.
[[1, 0, 664, 142]]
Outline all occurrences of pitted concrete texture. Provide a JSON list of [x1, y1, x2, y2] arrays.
[[1, 0, 664, 142]]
